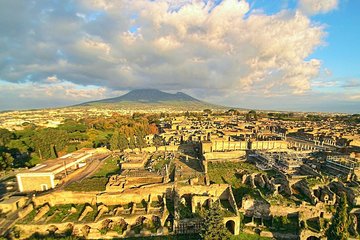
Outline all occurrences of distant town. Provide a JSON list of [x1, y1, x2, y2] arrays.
[[0, 103, 359, 240]]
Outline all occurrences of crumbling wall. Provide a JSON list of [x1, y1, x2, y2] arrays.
[[33, 191, 97, 207]]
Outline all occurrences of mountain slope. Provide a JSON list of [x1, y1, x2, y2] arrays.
[[77, 89, 224, 111], [90, 89, 199, 103]]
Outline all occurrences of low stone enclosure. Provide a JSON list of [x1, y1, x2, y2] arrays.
[[13, 183, 240, 239], [11, 172, 351, 239], [16, 210, 168, 239], [15, 190, 169, 239]]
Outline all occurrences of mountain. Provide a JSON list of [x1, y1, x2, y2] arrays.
[[87, 89, 199, 103], [77, 89, 225, 111]]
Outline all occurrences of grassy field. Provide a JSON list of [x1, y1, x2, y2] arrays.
[[64, 156, 119, 192], [208, 161, 261, 185], [208, 161, 266, 203], [93, 156, 120, 177], [64, 177, 108, 191], [207, 161, 299, 206]]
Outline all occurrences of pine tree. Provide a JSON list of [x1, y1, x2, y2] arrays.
[[109, 131, 120, 150], [326, 192, 349, 240], [200, 201, 231, 240], [153, 135, 164, 151], [118, 133, 128, 151], [128, 136, 136, 150], [136, 135, 146, 150]]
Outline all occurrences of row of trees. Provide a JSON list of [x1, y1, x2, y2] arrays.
[[0, 114, 159, 171]]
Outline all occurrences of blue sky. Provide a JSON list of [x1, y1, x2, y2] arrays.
[[0, 0, 359, 113], [311, 1, 360, 79]]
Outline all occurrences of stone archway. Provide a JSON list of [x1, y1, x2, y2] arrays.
[[307, 236, 320, 240], [225, 220, 235, 234]]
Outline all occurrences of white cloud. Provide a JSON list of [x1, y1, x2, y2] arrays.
[[0, 80, 117, 105], [298, 0, 339, 15], [0, 0, 351, 111]]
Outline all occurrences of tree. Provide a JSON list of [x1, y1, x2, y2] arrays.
[[153, 135, 165, 151], [227, 109, 240, 116], [0, 128, 13, 146], [32, 128, 69, 159], [136, 136, 147, 150], [203, 109, 212, 115], [128, 136, 136, 150], [326, 192, 349, 240], [110, 131, 120, 150], [118, 133, 128, 151], [200, 201, 231, 240], [246, 110, 258, 121], [0, 152, 14, 170], [148, 123, 159, 134]]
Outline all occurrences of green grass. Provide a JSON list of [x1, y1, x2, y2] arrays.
[[65, 204, 85, 222], [231, 233, 272, 240], [178, 202, 195, 219], [48, 204, 73, 223], [208, 161, 261, 186], [150, 201, 161, 208], [19, 209, 37, 224], [306, 177, 323, 187], [154, 157, 171, 172], [92, 156, 120, 177], [267, 194, 298, 207], [64, 177, 108, 191], [208, 161, 266, 204], [24, 204, 90, 224], [81, 205, 98, 222], [208, 161, 297, 207]]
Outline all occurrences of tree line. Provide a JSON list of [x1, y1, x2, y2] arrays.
[[0, 114, 158, 171]]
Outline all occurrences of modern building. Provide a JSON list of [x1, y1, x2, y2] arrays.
[[16, 148, 110, 192]]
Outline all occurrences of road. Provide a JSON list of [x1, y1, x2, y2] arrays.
[[57, 154, 111, 190], [0, 154, 112, 235], [36, 154, 111, 195]]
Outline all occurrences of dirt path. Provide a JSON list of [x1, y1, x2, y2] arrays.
[[58, 155, 110, 190]]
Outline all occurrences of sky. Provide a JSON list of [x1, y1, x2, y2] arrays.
[[0, 0, 359, 113]]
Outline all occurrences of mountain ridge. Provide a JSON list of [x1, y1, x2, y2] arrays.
[[84, 89, 200, 104], [77, 89, 225, 110]]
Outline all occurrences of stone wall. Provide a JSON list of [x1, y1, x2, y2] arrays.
[[33, 191, 98, 207], [18, 203, 34, 219], [201, 140, 287, 153], [250, 141, 288, 150], [33, 185, 173, 207], [211, 140, 248, 152], [204, 151, 246, 160], [124, 145, 179, 153], [97, 186, 170, 205], [177, 184, 229, 199]]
